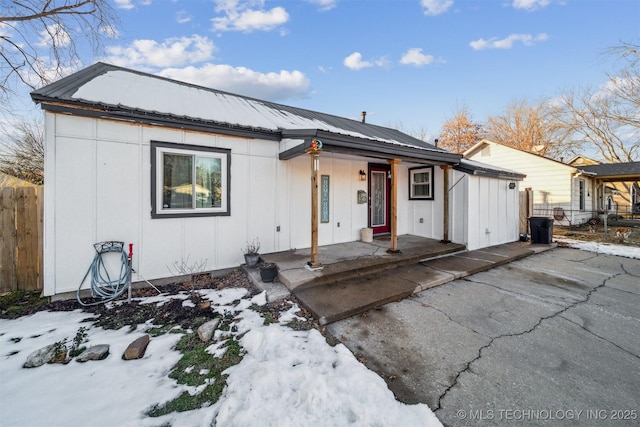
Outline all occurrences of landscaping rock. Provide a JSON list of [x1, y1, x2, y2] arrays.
[[23, 344, 57, 368], [123, 335, 150, 360], [76, 344, 110, 362], [197, 319, 220, 342]]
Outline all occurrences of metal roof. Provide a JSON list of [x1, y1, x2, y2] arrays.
[[454, 158, 526, 180], [31, 62, 462, 164]]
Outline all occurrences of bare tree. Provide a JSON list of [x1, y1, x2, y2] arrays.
[[485, 98, 576, 160], [0, 118, 44, 184], [437, 106, 483, 153], [551, 43, 639, 163], [0, 0, 117, 98]]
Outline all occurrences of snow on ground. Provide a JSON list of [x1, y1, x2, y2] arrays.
[[555, 238, 640, 259], [0, 288, 441, 427]]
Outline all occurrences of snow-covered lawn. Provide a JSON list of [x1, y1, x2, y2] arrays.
[[0, 288, 441, 427], [554, 238, 640, 259]]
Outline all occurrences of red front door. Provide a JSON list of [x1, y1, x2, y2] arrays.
[[369, 165, 391, 235]]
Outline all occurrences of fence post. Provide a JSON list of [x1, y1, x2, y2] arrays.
[[1, 187, 17, 291]]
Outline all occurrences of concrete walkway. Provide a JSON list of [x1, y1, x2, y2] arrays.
[[245, 236, 555, 325], [327, 248, 640, 426]]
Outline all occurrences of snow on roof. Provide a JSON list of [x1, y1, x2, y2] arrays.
[[32, 63, 456, 157]]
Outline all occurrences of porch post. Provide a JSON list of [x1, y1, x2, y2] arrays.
[[440, 165, 452, 243], [387, 159, 401, 253], [306, 139, 323, 269]]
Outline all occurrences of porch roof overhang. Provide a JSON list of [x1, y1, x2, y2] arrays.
[[454, 158, 526, 180], [278, 129, 462, 165], [576, 162, 640, 183]]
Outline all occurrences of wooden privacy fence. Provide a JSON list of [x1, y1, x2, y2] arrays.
[[0, 186, 43, 292], [519, 188, 533, 235]]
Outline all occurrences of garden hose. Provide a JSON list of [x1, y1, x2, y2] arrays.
[[77, 241, 132, 306]]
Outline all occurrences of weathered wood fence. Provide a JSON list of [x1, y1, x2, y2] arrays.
[[0, 186, 43, 292], [519, 188, 533, 235]]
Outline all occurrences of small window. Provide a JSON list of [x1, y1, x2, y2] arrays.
[[151, 141, 230, 218], [579, 179, 585, 211], [409, 166, 434, 200]]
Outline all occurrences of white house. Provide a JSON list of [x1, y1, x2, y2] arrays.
[[465, 139, 596, 226], [32, 63, 524, 297]]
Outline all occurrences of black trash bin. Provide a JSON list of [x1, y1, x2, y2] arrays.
[[529, 217, 554, 244]]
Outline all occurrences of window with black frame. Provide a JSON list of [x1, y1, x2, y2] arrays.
[[409, 166, 434, 200]]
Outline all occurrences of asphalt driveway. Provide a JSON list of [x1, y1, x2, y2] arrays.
[[327, 247, 640, 426]]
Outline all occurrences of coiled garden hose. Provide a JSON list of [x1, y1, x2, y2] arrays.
[[77, 241, 132, 306]]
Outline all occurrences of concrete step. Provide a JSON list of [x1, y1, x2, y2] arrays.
[[293, 242, 556, 325]]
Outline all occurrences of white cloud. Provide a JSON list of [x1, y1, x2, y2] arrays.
[[114, 0, 135, 9], [176, 10, 192, 24], [37, 24, 71, 48], [420, 0, 453, 16], [306, 0, 338, 11], [212, 0, 289, 32], [344, 52, 386, 70], [157, 64, 310, 101], [104, 35, 216, 68], [469, 33, 549, 50], [512, 0, 551, 11], [114, 0, 153, 9], [400, 48, 434, 66]]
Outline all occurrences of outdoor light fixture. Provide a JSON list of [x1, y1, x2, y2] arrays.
[[508, 182, 516, 189], [359, 170, 367, 181]]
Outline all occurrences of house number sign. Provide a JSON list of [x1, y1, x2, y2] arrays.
[[321, 175, 330, 223]]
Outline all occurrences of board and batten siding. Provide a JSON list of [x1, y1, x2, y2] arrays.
[[44, 112, 453, 296], [450, 170, 520, 250]]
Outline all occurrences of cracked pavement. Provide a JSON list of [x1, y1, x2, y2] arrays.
[[327, 247, 640, 426]]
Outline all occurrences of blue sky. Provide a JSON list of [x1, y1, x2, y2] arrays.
[[20, 0, 640, 140]]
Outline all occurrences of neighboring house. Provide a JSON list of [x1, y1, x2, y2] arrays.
[[568, 156, 640, 217], [31, 63, 524, 297], [465, 140, 640, 226], [465, 140, 597, 226]]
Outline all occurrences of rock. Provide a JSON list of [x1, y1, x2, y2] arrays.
[[200, 300, 211, 310], [23, 344, 57, 368], [197, 319, 220, 342], [123, 335, 150, 360], [76, 344, 110, 362]]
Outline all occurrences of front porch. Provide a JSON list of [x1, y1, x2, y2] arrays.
[[244, 235, 553, 325], [262, 234, 466, 291]]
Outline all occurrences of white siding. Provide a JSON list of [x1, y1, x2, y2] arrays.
[[44, 117, 521, 296], [44, 115, 382, 296], [467, 141, 595, 226]]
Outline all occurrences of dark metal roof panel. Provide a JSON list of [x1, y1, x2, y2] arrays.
[[578, 162, 640, 177]]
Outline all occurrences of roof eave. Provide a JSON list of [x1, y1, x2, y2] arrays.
[[280, 131, 462, 164]]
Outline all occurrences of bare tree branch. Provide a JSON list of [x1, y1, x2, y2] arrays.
[[437, 105, 483, 153], [0, 0, 118, 99], [0, 117, 44, 184], [484, 98, 576, 160]]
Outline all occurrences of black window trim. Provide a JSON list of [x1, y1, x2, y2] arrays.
[[151, 140, 231, 219], [408, 165, 435, 201]]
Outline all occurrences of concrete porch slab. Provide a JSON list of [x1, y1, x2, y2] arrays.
[[293, 271, 417, 325], [262, 235, 465, 291], [291, 241, 557, 325]]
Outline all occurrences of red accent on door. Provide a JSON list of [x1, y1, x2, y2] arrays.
[[369, 165, 391, 235]]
